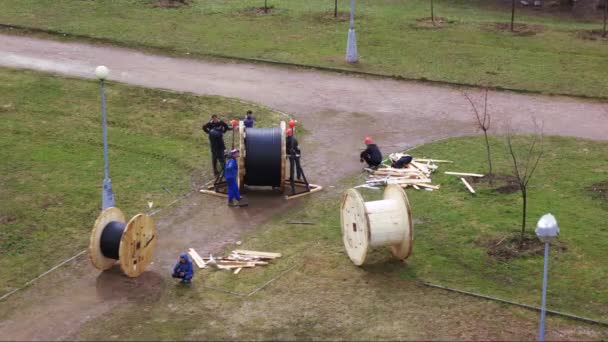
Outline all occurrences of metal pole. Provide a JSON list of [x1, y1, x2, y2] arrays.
[[100, 79, 115, 209], [538, 241, 549, 342], [346, 0, 358, 63]]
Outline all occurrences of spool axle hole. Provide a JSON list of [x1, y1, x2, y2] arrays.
[[352, 223, 357, 232]]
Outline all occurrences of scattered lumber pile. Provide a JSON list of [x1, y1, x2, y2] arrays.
[[444, 171, 485, 194], [363, 158, 443, 191], [188, 248, 281, 274]]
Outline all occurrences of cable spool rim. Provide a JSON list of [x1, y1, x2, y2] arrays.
[[119, 213, 156, 278], [383, 185, 414, 260], [89, 207, 125, 270], [341, 188, 371, 266], [280, 121, 286, 192], [238, 121, 246, 188]]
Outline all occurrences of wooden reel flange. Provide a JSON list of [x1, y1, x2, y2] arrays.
[[341, 184, 413, 266], [89, 207, 156, 277]]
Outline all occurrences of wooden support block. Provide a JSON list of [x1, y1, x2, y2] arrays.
[[445, 172, 484, 178], [417, 183, 440, 190], [461, 177, 476, 194], [233, 250, 282, 258], [199, 189, 228, 198], [234, 268, 242, 274], [285, 184, 323, 200], [413, 184, 420, 190]]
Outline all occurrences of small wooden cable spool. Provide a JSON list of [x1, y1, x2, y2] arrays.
[[89, 207, 156, 277], [341, 184, 413, 266]]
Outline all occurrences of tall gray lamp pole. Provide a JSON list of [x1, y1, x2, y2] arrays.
[[346, 0, 358, 63], [535, 213, 559, 342], [95, 65, 115, 210]]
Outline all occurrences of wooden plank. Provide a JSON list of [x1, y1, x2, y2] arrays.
[[414, 159, 453, 163], [285, 184, 323, 200], [412, 184, 420, 190], [417, 183, 440, 190], [233, 250, 282, 258], [234, 268, 242, 275], [445, 172, 484, 178], [461, 177, 476, 194], [188, 248, 206, 269]]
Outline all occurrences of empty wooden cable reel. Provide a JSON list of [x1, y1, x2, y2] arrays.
[[341, 184, 413, 266], [89, 207, 156, 277]]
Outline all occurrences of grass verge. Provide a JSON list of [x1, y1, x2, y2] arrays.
[[77, 135, 608, 340], [1, 0, 608, 97], [0, 68, 285, 295]]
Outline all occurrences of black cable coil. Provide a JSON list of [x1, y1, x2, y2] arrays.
[[100, 221, 126, 259], [245, 127, 282, 187]]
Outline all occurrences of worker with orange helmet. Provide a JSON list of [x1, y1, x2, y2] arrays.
[[360, 137, 383, 169], [286, 128, 302, 181]]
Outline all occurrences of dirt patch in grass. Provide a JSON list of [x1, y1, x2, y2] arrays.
[[0, 215, 17, 226], [476, 233, 567, 260], [237, 6, 276, 15], [468, 174, 520, 194], [489, 22, 545, 36], [414, 17, 453, 29], [307, 11, 352, 22], [587, 179, 608, 203], [152, 0, 190, 9], [576, 29, 608, 41]]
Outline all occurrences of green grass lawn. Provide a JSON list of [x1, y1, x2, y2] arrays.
[[1, 0, 608, 97], [0, 68, 285, 295], [76, 135, 608, 340]]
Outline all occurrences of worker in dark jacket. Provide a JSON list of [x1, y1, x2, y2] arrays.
[[202, 114, 231, 176], [172, 253, 193, 284], [225, 149, 246, 207], [244, 110, 254, 128], [286, 128, 302, 181], [390, 153, 413, 169], [360, 137, 383, 169]]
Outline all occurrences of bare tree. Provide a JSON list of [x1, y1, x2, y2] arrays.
[[335, 0, 338, 18], [464, 89, 493, 184], [603, 0, 607, 37], [511, 0, 516, 31], [505, 120, 544, 247], [264, 0, 268, 13], [430, 0, 436, 24]]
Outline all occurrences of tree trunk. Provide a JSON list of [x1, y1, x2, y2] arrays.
[[431, 0, 435, 24], [264, 0, 268, 13], [335, 0, 338, 17], [483, 131, 493, 185], [520, 188, 527, 248], [602, 0, 608, 37], [511, 0, 516, 31]]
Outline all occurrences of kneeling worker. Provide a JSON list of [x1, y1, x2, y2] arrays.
[[226, 149, 247, 207], [360, 137, 383, 169], [390, 153, 413, 169], [172, 253, 193, 284]]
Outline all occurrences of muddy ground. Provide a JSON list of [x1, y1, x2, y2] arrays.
[[0, 34, 607, 340]]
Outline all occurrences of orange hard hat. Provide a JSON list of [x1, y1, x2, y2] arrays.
[[364, 137, 373, 144]]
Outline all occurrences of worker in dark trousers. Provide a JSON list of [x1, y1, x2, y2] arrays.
[[360, 137, 383, 169], [202, 114, 231, 176], [244, 110, 255, 128], [390, 153, 413, 169], [286, 128, 302, 181], [225, 149, 246, 207]]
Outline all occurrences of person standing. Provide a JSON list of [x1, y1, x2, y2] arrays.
[[202, 114, 231, 176], [225, 149, 246, 207], [286, 128, 302, 181], [244, 110, 255, 128], [360, 137, 383, 169]]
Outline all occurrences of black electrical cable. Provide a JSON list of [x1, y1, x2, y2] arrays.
[[245, 127, 282, 187], [100, 221, 126, 259]]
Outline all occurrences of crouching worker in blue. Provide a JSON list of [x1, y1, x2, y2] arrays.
[[172, 253, 193, 284], [226, 149, 247, 207]]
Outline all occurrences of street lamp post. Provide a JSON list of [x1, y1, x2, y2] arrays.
[[95, 65, 115, 210], [346, 0, 358, 63], [535, 213, 559, 342]]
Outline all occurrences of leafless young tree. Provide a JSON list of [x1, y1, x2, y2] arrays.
[[264, 0, 269, 13], [511, 0, 516, 31], [334, 0, 338, 17], [464, 89, 493, 183], [505, 120, 544, 247], [603, 0, 607, 37], [430, 0, 436, 24]]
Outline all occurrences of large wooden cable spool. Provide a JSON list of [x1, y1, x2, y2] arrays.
[[240, 121, 286, 190], [89, 207, 156, 277], [341, 184, 413, 266]]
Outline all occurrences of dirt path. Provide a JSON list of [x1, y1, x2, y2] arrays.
[[0, 33, 607, 340]]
